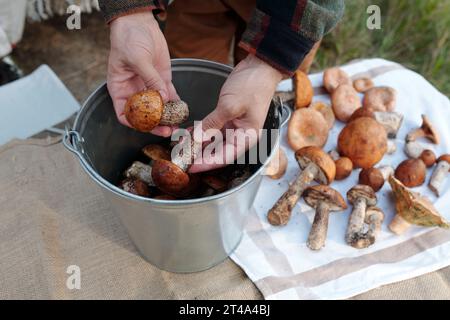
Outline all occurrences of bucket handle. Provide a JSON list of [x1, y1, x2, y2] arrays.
[[63, 129, 84, 159], [275, 96, 291, 128]]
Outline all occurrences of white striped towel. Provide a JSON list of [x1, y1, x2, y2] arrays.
[[230, 58, 450, 300]]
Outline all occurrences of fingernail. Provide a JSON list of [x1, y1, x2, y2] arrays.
[[159, 90, 169, 102]]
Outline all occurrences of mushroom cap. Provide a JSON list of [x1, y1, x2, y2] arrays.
[[142, 144, 171, 161], [419, 150, 436, 168], [348, 107, 375, 123], [295, 146, 336, 184], [309, 101, 335, 130], [294, 71, 314, 109], [359, 167, 385, 192], [394, 159, 426, 188], [331, 84, 362, 122], [159, 100, 190, 126], [338, 117, 388, 169], [201, 175, 227, 192], [438, 154, 450, 170], [347, 184, 377, 206], [323, 67, 352, 93], [265, 147, 288, 179], [303, 185, 348, 211], [353, 78, 374, 93], [419, 115, 440, 144], [363, 87, 397, 112], [288, 108, 329, 151], [335, 157, 353, 180], [125, 90, 164, 132], [120, 178, 151, 197], [365, 206, 384, 223], [151, 159, 190, 196], [388, 175, 450, 228]]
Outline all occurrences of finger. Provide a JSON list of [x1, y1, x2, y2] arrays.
[[132, 61, 169, 101], [150, 125, 175, 137], [166, 81, 180, 101], [111, 97, 132, 127]]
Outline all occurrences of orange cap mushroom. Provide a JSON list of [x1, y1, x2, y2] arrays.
[[309, 101, 335, 130], [363, 87, 397, 112], [353, 78, 374, 93], [331, 84, 362, 122], [323, 67, 351, 93], [293, 71, 314, 109], [288, 108, 329, 151], [394, 159, 426, 188]]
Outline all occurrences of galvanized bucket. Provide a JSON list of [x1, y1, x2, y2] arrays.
[[64, 58, 290, 273]]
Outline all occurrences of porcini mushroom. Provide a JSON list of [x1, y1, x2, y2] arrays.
[[420, 150, 437, 168], [119, 178, 151, 197], [429, 154, 450, 197], [394, 159, 426, 188], [351, 207, 384, 249], [338, 117, 388, 169], [288, 108, 329, 151], [362, 87, 397, 112], [353, 78, 374, 93], [323, 67, 351, 93], [346, 185, 377, 247], [331, 84, 362, 122], [265, 147, 288, 180], [303, 186, 347, 250], [359, 165, 394, 192], [294, 71, 314, 109], [309, 101, 335, 130], [406, 115, 440, 144], [335, 157, 353, 180], [125, 89, 189, 132], [125, 161, 155, 186], [268, 147, 336, 226], [388, 175, 449, 235]]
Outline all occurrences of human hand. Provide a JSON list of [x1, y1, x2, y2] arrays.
[[189, 55, 283, 173], [107, 12, 178, 136]]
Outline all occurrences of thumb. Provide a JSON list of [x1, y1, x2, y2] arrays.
[[133, 61, 169, 101]]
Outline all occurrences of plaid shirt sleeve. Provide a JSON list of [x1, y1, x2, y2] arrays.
[[239, 0, 345, 75], [98, 0, 167, 23]]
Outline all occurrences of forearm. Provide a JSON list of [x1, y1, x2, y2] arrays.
[[239, 0, 345, 75], [98, 0, 167, 23]]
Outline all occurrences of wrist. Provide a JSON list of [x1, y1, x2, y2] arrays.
[[110, 11, 157, 29], [244, 55, 283, 83]]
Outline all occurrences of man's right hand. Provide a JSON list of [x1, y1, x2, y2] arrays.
[[108, 12, 178, 137]]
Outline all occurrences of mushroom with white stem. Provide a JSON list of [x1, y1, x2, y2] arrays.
[[351, 207, 384, 249], [345, 185, 377, 247], [429, 155, 450, 197], [406, 115, 440, 144], [125, 161, 155, 187], [359, 165, 394, 192], [267, 147, 336, 226], [387, 140, 397, 155], [303, 186, 347, 250], [388, 175, 449, 235]]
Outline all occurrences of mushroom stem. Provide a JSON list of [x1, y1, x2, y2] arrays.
[[307, 201, 331, 250], [171, 133, 202, 172], [404, 141, 428, 159], [159, 101, 189, 126], [389, 214, 412, 235], [268, 164, 319, 226], [125, 161, 154, 186], [379, 165, 394, 180], [387, 140, 397, 154], [429, 160, 450, 197], [366, 208, 384, 239], [345, 197, 368, 245], [328, 150, 340, 161], [406, 128, 427, 143], [374, 111, 403, 138]]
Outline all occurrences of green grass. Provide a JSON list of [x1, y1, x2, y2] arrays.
[[312, 0, 450, 97]]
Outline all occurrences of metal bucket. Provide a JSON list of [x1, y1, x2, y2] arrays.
[[64, 58, 290, 273]]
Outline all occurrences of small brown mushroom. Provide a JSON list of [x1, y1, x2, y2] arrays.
[[338, 117, 388, 169], [346, 185, 377, 248], [125, 161, 154, 186], [331, 84, 362, 122], [288, 108, 329, 151], [303, 186, 347, 250], [429, 154, 450, 197], [202, 175, 227, 193], [419, 150, 437, 168], [335, 157, 353, 181], [268, 147, 336, 226], [293, 71, 314, 109], [351, 207, 384, 249], [359, 165, 394, 192], [362, 87, 397, 112], [394, 159, 426, 188], [353, 78, 374, 93], [406, 115, 440, 144], [125, 90, 189, 132], [323, 67, 351, 93], [142, 144, 171, 162], [119, 178, 151, 197], [388, 175, 449, 235], [309, 101, 335, 130], [265, 147, 288, 180]]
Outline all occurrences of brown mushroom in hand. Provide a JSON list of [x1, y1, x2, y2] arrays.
[[406, 115, 440, 144], [335, 157, 353, 180], [288, 108, 329, 151], [142, 144, 171, 162], [351, 207, 384, 249], [303, 186, 347, 250], [119, 178, 151, 197], [294, 71, 314, 109], [309, 101, 335, 130], [338, 117, 388, 169], [429, 155, 450, 197], [363, 87, 397, 112], [359, 165, 394, 192], [265, 147, 288, 180], [394, 159, 426, 188], [353, 78, 374, 93], [125, 90, 189, 132], [323, 67, 351, 93], [125, 161, 155, 186], [331, 84, 362, 122], [346, 185, 377, 248], [268, 147, 336, 226], [388, 175, 449, 235]]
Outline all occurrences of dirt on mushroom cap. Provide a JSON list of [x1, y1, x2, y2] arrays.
[[288, 108, 329, 151]]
